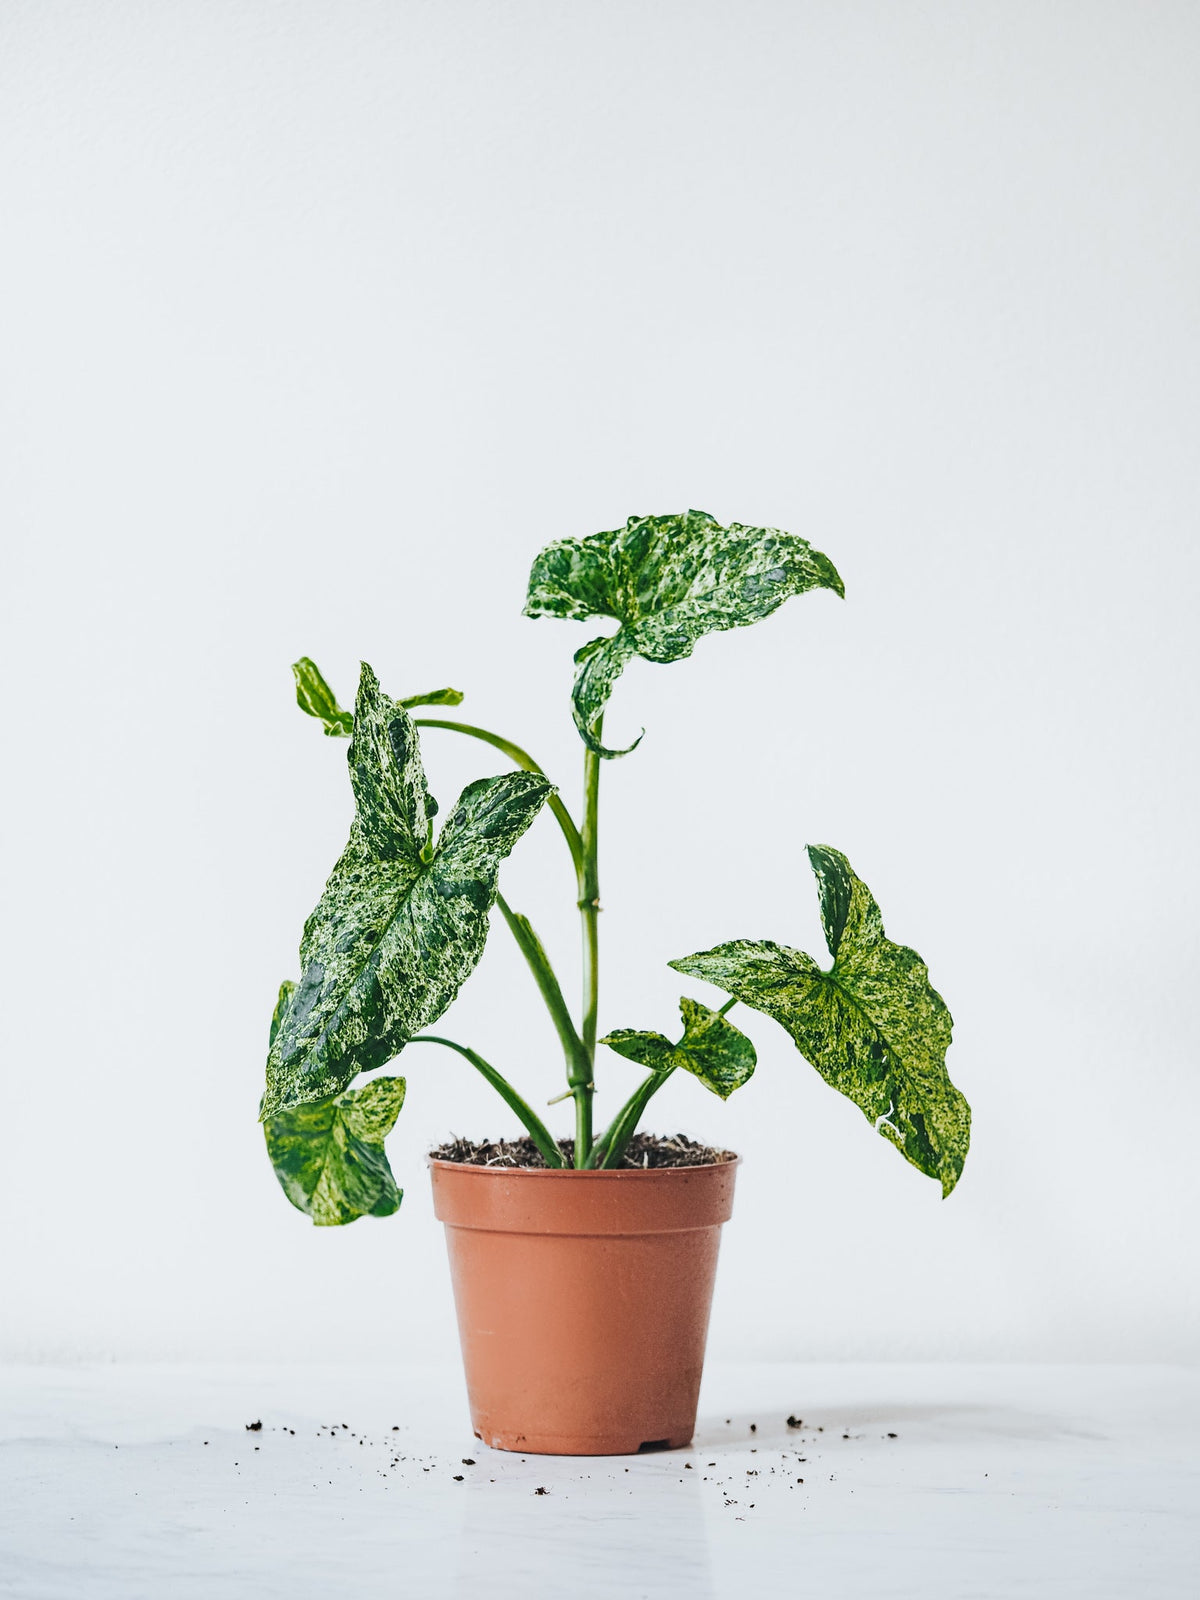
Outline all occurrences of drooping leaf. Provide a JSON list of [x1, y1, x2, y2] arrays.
[[569, 635, 641, 756], [264, 1075, 407, 1226], [293, 656, 463, 737], [524, 510, 844, 756], [602, 997, 756, 1100], [670, 846, 969, 1195], [676, 998, 757, 1097], [261, 664, 553, 1120], [293, 657, 354, 737]]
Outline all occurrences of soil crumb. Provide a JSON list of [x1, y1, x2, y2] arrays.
[[429, 1133, 736, 1169]]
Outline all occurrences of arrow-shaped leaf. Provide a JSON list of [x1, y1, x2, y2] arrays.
[[670, 846, 969, 1195], [261, 664, 552, 1119], [524, 510, 843, 757], [264, 1074, 407, 1226], [603, 997, 756, 1100]]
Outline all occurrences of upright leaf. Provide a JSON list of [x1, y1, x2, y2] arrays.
[[603, 997, 756, 1100], [524, 510, 844, 756], [670, 847, 969, 1195], [293, 657, 354, 737], [348, 662, 436, 860], [261, 667, 552, 1119], [264, 1075, 407, 1226]]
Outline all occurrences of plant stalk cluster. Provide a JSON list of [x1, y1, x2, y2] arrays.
[[413, 714, 682, 1169]]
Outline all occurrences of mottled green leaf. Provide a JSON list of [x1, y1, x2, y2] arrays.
[[293, 657, 354, 737], [261, 665, 553, 1120], [524, 510, 844, 756], [264, 1075, 406, 1226], [670, 847, 969, 1195], [293, 655, 463, 737], [601, 1027, 678, 1073], [602, 996, 757, 1100]]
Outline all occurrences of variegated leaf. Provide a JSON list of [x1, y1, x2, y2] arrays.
[[264, 1075, 407, 1226], [261, 665, 552, 1120], [524, 510, 843, 756], [602, 996, 756, 1100], [670, 846, 969, 1195]]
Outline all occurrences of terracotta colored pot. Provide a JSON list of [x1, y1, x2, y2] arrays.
[[429, 1158, 738, 1456]]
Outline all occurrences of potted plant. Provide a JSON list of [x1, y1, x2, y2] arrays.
[[260, 509, 970, 1456]]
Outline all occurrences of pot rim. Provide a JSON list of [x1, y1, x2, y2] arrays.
[[426, 1154, 740, 1177]]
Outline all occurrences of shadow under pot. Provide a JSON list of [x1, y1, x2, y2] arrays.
[[429, 1156, 739, 1456]]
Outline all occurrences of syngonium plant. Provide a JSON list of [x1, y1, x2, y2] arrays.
[[260, 510, 970, 1223]]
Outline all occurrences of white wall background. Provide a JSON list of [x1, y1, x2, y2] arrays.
[[2, 1, 1197, 1366]]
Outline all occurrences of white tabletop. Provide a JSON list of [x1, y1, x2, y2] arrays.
[[2, 1362, 1196, 1599]]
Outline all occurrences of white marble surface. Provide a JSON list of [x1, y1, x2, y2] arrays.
[[1, 1362, 1196, 1598]]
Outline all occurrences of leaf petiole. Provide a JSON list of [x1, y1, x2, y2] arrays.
[[495, 894, 590, 1089], [410, 1036, 565, 1168], [413, 718, 584, 877], [589, 1068, 673, 1169]]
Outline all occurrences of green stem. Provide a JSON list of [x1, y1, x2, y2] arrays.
[[576, 720, 603, 1166], [410, 1035, 565, 1168], [414, 718, 584, 877], [495, 893, 590, 1087]]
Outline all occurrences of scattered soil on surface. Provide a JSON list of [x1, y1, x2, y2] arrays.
[[429, 1133, 737, 1169]]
